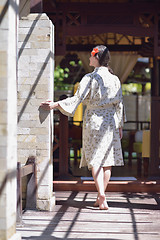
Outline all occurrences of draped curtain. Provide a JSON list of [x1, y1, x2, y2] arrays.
[[110, 52, 139, 83]]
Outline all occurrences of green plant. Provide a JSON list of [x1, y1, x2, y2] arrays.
[[54, 65, 72, 91], [122, 83, 142, 95], [54, 60, 83, 91]]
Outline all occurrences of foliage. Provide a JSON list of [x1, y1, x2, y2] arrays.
[[54, 65, 73, 91], [122, 83, 151, 95], [145, 82, 151, 92], [54, 60, 82, 90], [122, 83, 142, 95]]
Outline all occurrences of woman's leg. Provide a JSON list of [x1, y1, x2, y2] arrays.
[[103, 166, 112, 192], [92, 166, 111, 208], [92, 166, 108, 210]]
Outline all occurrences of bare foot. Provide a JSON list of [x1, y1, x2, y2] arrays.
[[93, 196, 99, 207], [99, 195, 109, 210]]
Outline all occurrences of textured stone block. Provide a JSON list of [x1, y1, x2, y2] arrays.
[[0, 146, 7, 158], [35, 142, 50, 150], [0, 136, 7, 146], [0, 65, 7, 78], [17, 134, 36, 143], [18, 69, 29, 78], [0, 113, 7, 124], [18, 120, 39, 128], [0, 51, 7, 63], [8, 232, 21, 240], [36, 185, 51, 200], [17, 127, 30, 134], [36, 134, 50, 143], [18, 142, 37, 150], [36, 194, 55, 211], [17, 149, 36, 158], [28, 62, 37, 71], [36, 91, 49, 99], [31, 41, 50, 49], [18, 41, 31, 49]]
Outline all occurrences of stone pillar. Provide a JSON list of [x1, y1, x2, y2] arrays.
[[0, 0, 21, 240], [17, 13, 55, 210]]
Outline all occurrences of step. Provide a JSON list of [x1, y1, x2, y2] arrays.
[[53, 177, 160, 192]]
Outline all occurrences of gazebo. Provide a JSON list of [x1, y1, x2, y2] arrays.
[[30, 0, 160, 177]]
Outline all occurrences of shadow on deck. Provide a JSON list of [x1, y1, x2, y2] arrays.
[[17, 191, 160, 240]]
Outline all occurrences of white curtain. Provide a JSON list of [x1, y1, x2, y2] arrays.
[[77, 51, 139, 83], [110, 52, 139, 83]]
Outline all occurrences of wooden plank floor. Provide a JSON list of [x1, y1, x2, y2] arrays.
[[17, 191, 160, 240]]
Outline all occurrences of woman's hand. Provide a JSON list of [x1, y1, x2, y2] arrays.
[[119, 127, 123, 139], [40, 100, 59, 111]]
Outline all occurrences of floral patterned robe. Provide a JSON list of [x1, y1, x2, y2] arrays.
[[58, 66, 126, 170]]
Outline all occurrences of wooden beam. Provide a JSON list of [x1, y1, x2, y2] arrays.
[[21, 164, 34, 178], [44, 1, 160, 56], [53, 180, 160, 193], [65, 25, 153, 38], [44, 2, 160, 13], [66, 44, 141, 52]]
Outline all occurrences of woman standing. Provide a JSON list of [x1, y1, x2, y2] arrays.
[[40, 45, 126, 210]]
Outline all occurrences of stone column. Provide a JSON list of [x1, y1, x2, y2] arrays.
[[0, 0, 21, 240], [17, 13, 55, 210]]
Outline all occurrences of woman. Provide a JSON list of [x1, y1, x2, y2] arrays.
[[40, 45, 126, 210]]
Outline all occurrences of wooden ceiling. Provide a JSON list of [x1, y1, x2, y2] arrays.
[[31, 0, 160, 56]]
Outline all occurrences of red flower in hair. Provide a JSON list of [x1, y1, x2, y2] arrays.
[[91, 48, 99, 56]]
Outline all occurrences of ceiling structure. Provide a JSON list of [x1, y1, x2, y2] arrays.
[[40, 0, 160, 57]]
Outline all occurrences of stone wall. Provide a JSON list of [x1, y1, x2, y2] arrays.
[[0, 0, 21, 239], [17, 13, 55, 210]]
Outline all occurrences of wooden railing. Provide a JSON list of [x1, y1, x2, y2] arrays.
[[123, 120, 150, 131], [17, 156, 36, 225], [53, 118, 150, 177]]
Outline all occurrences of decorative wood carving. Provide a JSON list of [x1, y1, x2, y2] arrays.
[[43, 1, 160, 56]]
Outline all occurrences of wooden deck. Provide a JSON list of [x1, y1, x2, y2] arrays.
[[17, 191, 160, 240]]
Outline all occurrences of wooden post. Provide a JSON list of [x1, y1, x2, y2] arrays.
[[26, 157, 37, 210], [17, 162, 22, 225], [59, 112, 69, 176], [149, 58, 160, 177]]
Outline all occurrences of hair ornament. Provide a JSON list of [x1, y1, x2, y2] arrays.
[[91, 48, 99, 56]]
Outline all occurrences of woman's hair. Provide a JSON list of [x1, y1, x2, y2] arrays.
[[92, 45, 114, 74]]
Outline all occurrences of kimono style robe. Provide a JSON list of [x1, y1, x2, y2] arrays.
[[58, 66, 126, 170]]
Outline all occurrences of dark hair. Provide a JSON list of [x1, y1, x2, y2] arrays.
[[94, 45, 114, 74]]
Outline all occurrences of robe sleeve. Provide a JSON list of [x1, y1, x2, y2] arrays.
[[114, 79, 127, 128], [57, 74, 91, 117]]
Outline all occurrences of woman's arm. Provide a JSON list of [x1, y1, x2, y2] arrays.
[[40, 100, 59, 111], [40, 74, 91, 116], [119, 127, 123, 139]]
